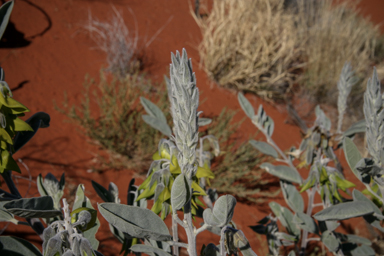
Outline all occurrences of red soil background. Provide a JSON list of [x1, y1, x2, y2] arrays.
[[0, 0, 384, 255]]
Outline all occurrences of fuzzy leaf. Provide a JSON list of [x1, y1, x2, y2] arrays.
[[343, 137, 363, 182], [269, 202, 300, 237], [281, 181, 304, 213], [98, 203, 172, 241], [353, 189, 384, 232], [203, 135, 220, 157], [348, 245, 375, 256], [294, 212, 318, 234], [3, 196, 61, 218], [343, 120, 365, 138], [0, 1, 13, 40], [36, 174, 48, 197], [249, 140, 278, 158], [0, 208, 17, 224], [198, 117, 212, 126], [265, 117, 274, 137], [171, 173, 190, 211], [72, 184, 100, 250], [142, 115, 172, 137], [352, 189, 382, 216], [203, 195, 236, 227], [321, 231, 339, 252], [131, 244, 172, 256], [0, 236, 42, 256], [238, 93, 255, 119], [314, 201, 373, 221], [261, 163, 301, 184], [140, 97, 167, 123]]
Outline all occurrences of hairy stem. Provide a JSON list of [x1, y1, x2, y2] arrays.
[[253, 120, 298, 170], [300, 187, 316, 256], [184, 200, 197, 256], [219, 226, 228, 256], [195, 223, 208, 236], [167, 241, 188, 249], [172, 214, 179, 256], [63, 198, 73, 248]]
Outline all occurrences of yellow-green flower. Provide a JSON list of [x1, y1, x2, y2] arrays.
[[137, 147, 215, 219], [0, 83, 32, 174]]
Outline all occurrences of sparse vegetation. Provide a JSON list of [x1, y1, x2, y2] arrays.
[[193, 0, 384, 109], [56, 70, 168, 171], [5, 1, 384, 256], [56, 70, 270, 202], [84, 7, 140, 77]]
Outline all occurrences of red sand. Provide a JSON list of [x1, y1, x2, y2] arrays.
[[0, 0, 383, 255]]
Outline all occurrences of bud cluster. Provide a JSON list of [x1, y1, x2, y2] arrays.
[[168, 49, 200, 177]]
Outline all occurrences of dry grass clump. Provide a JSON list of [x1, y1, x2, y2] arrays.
[[194, 0, 384, 105], [296, 0, 384, 105], [84, 7, 140, 78], [193, 0, 304, 100]]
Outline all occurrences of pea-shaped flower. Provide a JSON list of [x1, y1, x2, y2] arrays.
[[137, 139, 214, 219]]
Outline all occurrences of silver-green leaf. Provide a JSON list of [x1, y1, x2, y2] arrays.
[[0, 208, 18, 224], [171, 173, 190, 211], [238, 93, 255, 119], [131, 244, 172, 256], [142, 115, 172, 138], [3, 196, 62, 218], [98, 203, 172, 241], [249, 140, 278, 158], [198, 117, 212, 126], [343, 137, 363, 181], [343, 120, 365, 138], [140, 97, 167, 124], [281, 181, 304, 213], [203, 195, 236, 227], [261, 163, 302, 184], [294, 212, 318, 234], [0, 1, 14, 40], [0, 236, 42, 256], [313, 201, 373, 221], [321, 230, 339, 252]]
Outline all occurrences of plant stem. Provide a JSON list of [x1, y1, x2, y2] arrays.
[[195, 223, 208, 236], [63, 198, 73, 247], [253, 120, 303, 182], [168, 241, 188, 248], [219, 226, 227, 256], [306, 237, 320, 242], [172, 214, 179, 256], [300, 187, 316, 256], [184, 200, 197, 256]]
